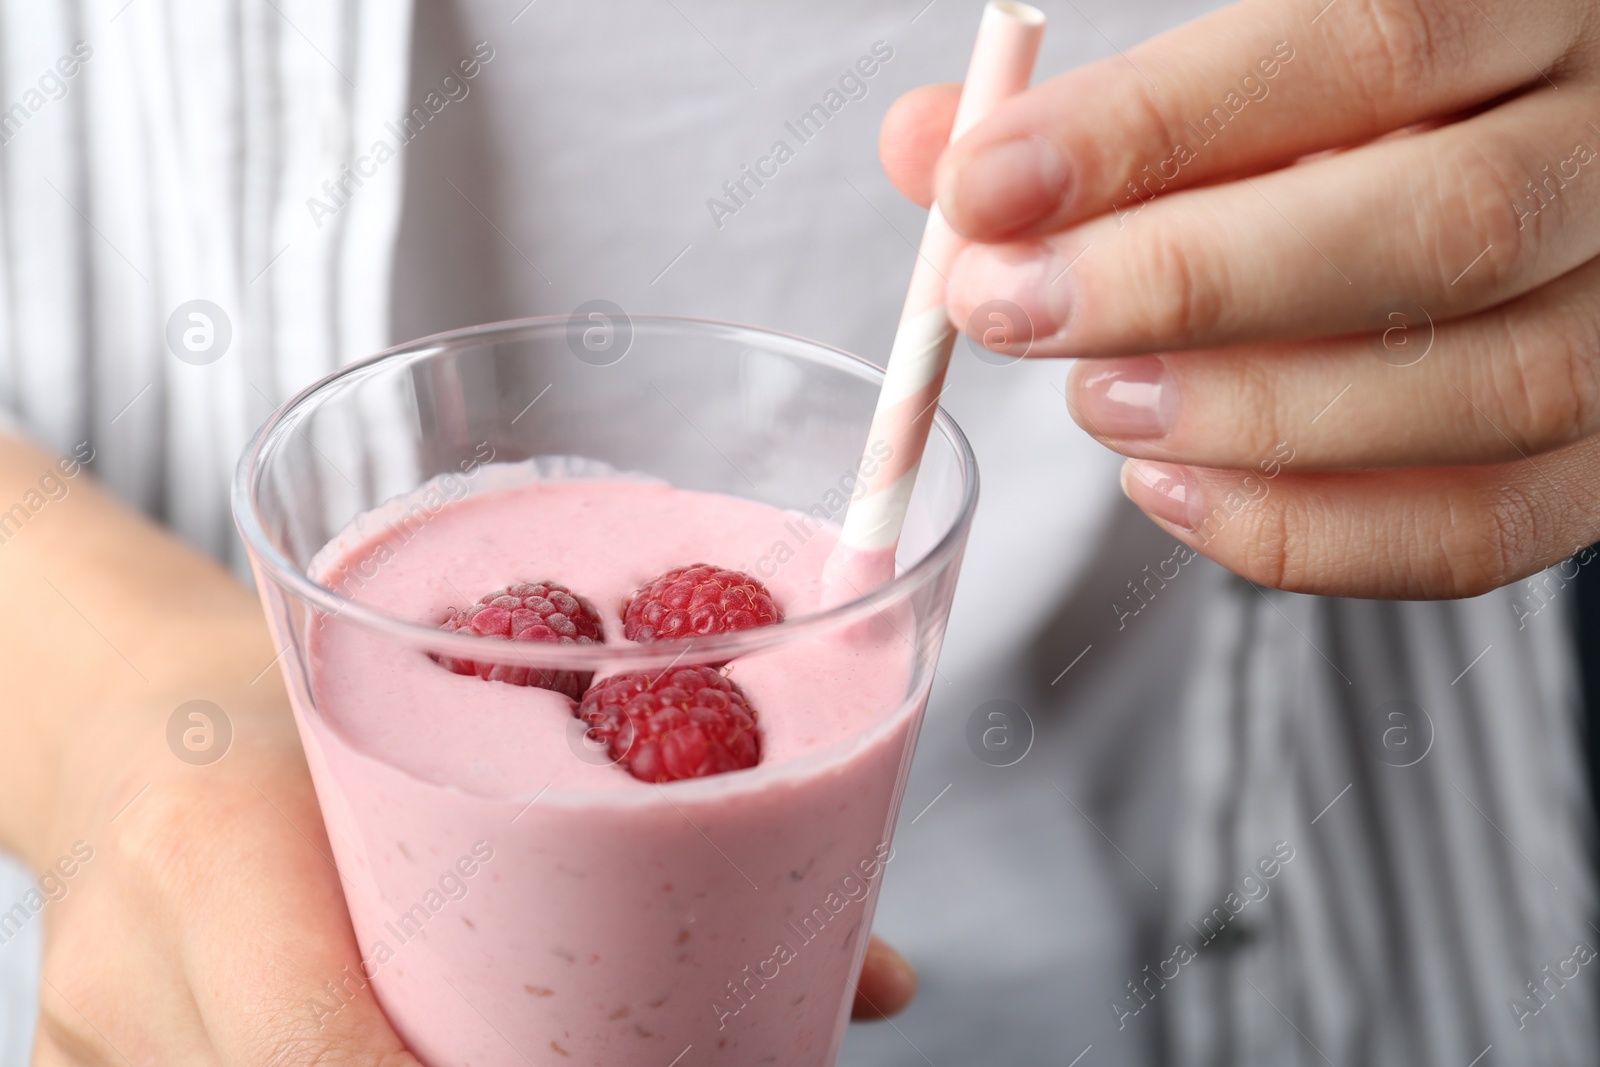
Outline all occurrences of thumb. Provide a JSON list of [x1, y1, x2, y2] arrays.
[[174, 769, 424, 1066], [879, 84, 961, 208]]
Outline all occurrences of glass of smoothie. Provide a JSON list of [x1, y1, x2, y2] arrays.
[[233, 315, 976, 1067]]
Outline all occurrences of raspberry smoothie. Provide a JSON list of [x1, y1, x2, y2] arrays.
[[292, 474, 927, 1067]]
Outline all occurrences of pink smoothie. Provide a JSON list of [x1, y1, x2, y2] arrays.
[[291, 476, 928, 1066]]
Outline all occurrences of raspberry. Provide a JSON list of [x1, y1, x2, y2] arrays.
[[434, 581, 604, 699], [578, 666, 760, 782], [623, 564, 782, 642]]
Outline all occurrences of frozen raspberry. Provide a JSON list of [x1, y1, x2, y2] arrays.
[[622, 564, 782, 643], [434, 581, 604, 699], [578, 666, 760, 782]]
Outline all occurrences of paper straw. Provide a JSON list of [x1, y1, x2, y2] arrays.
[[825, 1, 1045, 597]]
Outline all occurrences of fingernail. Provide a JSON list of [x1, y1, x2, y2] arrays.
[[948, 242, 1077, 341], [942, 135, 1068, 235], [1121, 460, 1197, 531], [1068, 357, 1175, 439]]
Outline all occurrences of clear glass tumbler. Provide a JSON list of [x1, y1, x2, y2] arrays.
[[233, 316, 977, 1066]]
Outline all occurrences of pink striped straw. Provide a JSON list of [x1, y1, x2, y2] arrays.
[[824, 1, 1046, 599]]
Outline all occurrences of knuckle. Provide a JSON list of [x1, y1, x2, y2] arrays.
[[1132, 226, 1226, 342], [1335, 0, 1458, 107], [104, 776, 244, 902], [1241, 481, 1307, 591], [1227, 361, 1293, 462], [1099, 78, 1187, 199], [1490, 312, 1600, 453], [1424, 139, 1526, 294], [104, 786, 192, 888], [1562, 313, 1600, 437], [1195, 475, 1296, 590], [1234, 530, 1292, 594]]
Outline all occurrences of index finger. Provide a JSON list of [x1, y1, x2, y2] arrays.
[[934, 0, 1582, 240]]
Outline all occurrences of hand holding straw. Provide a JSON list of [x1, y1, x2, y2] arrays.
[[824, 1, 1046, 600]]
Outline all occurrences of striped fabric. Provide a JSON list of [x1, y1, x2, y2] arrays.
[[0, 3, 409, 1059], [0, 0, 412, 568], [1160, 573, 1595, 1066]]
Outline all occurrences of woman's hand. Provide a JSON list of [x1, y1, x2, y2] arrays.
[[883, 0, 1600, 598], [0, 437, 423, 1065], [0, 438, 912, 1065], [34, 669, 428, 1066]]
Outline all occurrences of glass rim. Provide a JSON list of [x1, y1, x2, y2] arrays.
[[231, 314, 980, 669]]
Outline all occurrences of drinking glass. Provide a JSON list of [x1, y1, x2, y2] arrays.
[[233, 316, 978, 1066]]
